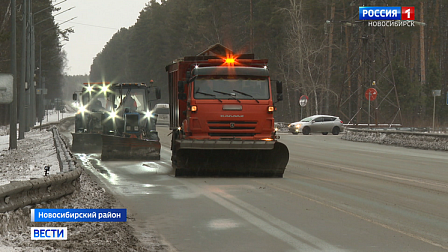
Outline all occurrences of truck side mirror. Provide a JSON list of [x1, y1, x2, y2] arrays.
[[155, 87, 161, 99], [178, 81, 185, 93], [276, 81, 283, 94], [276, 81, 283, 101], [72, 93, 77, 101], [178, 93, 187, 100]]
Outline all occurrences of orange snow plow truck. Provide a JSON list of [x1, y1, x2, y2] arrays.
[[166, 44, 289, 177]]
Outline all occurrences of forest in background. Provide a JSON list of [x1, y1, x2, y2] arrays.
[[0, 0, 69, 125], [2, 0, 448, 127], [89, 0, 448, 127]]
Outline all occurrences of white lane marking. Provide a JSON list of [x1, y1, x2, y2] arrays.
[[176, 179, 344, 252], [263, 181, 448, 251], [211, 186, 345, 252], [299, 158, 448, 189]]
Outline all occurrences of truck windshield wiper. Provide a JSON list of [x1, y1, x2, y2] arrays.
[[213, 90, 241, 103], [196, 91, 222, 102], [232, 90, 259, 103]]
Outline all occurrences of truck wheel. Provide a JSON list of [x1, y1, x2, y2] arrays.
[[322, 132, 328, 135]]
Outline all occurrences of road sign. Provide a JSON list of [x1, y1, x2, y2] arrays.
[[365, 88, 377, 101], [0, 73, 13, 104], [432, 90, 441, 96], [299, 95, 308, 107]]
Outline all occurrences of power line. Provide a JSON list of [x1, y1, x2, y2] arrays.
[[55, 20, 119, 30]]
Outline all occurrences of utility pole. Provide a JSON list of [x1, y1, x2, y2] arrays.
[[30, 7, 36, 129], [39, 42, 43, 125], [249, 0, 254, 53], [26, 0, 32, 131], [9, 0, 17, 149], [325, 1, 335, 114], [19, 0, 27, 139], [420, 1, 425, 86]]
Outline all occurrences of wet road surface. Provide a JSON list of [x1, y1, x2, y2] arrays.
[[71, 125, 448, 252]]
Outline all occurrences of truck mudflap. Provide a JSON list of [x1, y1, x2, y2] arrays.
[[173, 140, 289, 177], [101, 135, 161, 161], [71, 133, 103, 153]]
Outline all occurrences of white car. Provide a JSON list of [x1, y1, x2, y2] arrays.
[[288, 115, 344, 135], [154, 104, 170, 125]]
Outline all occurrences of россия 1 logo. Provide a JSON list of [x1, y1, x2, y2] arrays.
[[359, 6, 415, 27]]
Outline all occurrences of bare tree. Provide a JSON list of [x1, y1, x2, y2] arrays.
[[280, 0, 328, 120]]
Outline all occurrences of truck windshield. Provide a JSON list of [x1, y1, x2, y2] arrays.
[[111, 88, 146, 113], [82, 90, 107, 112], [193, 77, 269, 100]]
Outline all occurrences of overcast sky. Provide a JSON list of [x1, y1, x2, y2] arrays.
[[55, 1, 151, 76]]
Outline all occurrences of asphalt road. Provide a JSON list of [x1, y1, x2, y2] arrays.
[[69, 125, 448, 252]]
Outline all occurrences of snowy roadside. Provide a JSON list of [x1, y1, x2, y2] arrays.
[[0, 109, 72, 186], [0, 128, 60, 186], [0, 110, 170, 251]]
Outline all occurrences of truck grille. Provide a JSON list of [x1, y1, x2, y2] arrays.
[[209, 133, 256, 137], [207, 121, 257, 130]]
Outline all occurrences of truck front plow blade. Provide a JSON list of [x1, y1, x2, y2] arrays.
[[173, 141, 289, 177], [101, 135, 161, 161], [71, 133, 103, 153]]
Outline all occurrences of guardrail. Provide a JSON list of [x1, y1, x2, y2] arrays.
[[51, 126, 76, 172], [342, 128, 448, 151], [0, 127, 81, 213]]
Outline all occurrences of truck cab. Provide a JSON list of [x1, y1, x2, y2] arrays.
[[183, 66, 277, 141], [166, 44, 288, 177], [73, 82, 110, 134]]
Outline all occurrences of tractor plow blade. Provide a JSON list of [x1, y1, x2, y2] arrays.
[[174, 141, 289, 177], [101, 135, 161, 161], [71, 133, 103, 153]]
